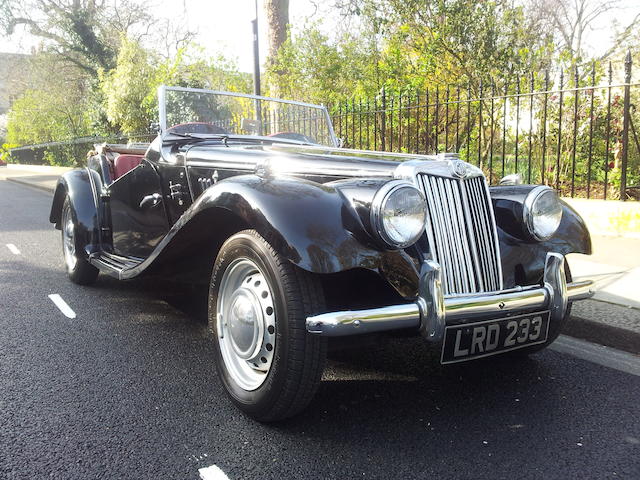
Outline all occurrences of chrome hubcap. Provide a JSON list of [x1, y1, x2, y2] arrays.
[[62, 204, 77, 271], [217, 258, 276, 391]]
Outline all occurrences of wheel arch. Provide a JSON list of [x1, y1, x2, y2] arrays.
[[49, 169, 100, 257], [141, 174, 393, 279]]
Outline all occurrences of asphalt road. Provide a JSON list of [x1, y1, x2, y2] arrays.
[[1, 179, 639, 480]]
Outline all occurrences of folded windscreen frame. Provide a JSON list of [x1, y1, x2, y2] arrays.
[[157, 86, 339, 147]]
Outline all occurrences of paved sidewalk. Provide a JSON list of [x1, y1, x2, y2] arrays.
[[0, 164, 71, 193], [568, 236, 640, 309], [565, 236, 640, 353]]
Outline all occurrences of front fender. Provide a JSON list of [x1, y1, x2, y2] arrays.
[[50, 168, 100, 256], [490, 185, 592, 287], [126, 173, 420, 299], [183, 174, 399, 273]]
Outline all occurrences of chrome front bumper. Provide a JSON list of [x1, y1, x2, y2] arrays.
[[306, 252, 594, 342]]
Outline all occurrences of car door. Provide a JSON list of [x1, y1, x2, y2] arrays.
[[156, 152, 193, 226], [109, 158, 170, 258]]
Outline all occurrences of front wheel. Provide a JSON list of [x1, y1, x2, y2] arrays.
[[208, 230, 327, 422], [61, 197, 99, 285]]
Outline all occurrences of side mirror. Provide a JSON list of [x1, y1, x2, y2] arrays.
[[499, 173, 523, 186], [150, 122, 161, 134]]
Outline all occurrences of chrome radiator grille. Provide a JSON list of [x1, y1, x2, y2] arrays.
[[417, 174, 502, 295]]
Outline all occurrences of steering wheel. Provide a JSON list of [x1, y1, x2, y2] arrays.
[[167, 122, 229, 135]]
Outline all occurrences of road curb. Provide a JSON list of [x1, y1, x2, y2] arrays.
[[564, 315, 640, 356], [5, 176, 56, 194]]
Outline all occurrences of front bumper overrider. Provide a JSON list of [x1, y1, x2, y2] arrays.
[[306, 252, 593, 342]]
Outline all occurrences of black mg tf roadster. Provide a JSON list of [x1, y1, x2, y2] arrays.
[[50, 86, 594, 421]]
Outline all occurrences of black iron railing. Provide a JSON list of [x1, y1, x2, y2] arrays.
[[331, 53, 640, 201]]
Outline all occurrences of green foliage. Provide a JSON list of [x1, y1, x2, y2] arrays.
[[6, 88, 92, 146], [99, 39, 252, 135], [0, 143, 18, 163], [268, 1, 555, 101], [40, 144, 89, 167], [0, 0, 153, 75], [99, 38, 157, 135], [266, 25, 377, 103], [6, 38, 252, 146]]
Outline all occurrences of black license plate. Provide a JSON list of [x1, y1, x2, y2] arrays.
[[441, 311, 550, 364]]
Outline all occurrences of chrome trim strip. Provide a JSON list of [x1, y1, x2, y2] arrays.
[[444, 288, 548, 321], [544, 252, 568, 322], [305, 304, 421, 336], [188, 161, 256, 171], [417, 260, 446, 341]]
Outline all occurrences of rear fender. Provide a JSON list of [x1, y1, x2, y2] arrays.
[[50, 169, 100, 256]]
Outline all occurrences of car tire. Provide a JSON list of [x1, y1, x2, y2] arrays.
[[208, 229, 327, 422], [506, 261, 573, 356], [61, 197, 99, 285]]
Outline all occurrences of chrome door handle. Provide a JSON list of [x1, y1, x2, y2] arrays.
[[139, 193, 162, 208], [169, 181, 183, 199]]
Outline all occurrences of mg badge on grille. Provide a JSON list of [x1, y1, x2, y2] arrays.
[[450, 160, 470, 178]]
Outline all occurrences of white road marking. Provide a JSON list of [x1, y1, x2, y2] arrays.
[[551, 335, 640, 376], [199, 465, 230, 480], [48, 294, 77, 319], [6, 243, 20, 255]]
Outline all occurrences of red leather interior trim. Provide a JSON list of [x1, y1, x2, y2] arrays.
[[113, 154, 143, 179]]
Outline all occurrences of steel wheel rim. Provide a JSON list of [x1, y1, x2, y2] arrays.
[[62, 204, 77, 271], [217, 258, 276, 391]]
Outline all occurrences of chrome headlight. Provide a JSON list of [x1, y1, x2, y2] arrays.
[[523, 186, 563, 240], [371, 181, 427, 248]]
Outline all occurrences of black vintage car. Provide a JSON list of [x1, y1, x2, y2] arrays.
[[50, 86, 594, 421]]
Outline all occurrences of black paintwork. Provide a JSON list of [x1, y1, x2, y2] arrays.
[[50, 169, 100, 257], [108, 160, 169, 257], [50, 135, 592, 303]]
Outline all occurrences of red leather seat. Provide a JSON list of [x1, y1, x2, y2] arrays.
[[113, 154, 143, 179]]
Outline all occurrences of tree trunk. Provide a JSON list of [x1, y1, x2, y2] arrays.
[[265, 0, 289, 67]]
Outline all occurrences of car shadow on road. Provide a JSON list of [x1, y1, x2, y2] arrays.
[[91, 273, 587, 433]]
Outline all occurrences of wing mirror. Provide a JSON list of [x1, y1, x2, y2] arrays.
[[499, 173, 523, 186]]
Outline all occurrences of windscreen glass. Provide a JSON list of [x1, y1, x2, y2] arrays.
[[161, 87, 336, 147]]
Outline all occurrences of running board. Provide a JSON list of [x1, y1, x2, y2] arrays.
[[89, 252, 144, 278]]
